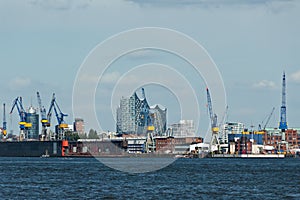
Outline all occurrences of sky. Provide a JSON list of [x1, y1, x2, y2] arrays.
[[0, 0, 300, 138]]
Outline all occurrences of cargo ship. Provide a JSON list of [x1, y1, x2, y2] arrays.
[[0, 140, 69, 157]]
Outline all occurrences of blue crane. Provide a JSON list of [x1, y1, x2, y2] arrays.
[[279, 72, 288, 131], [47, 93, 68, 138], [37, 92, 49, 139], [206, 88, 219, 132], [206, 88, 220, 152], [9, 97, 32, 139], [2, 103, 7, 136]]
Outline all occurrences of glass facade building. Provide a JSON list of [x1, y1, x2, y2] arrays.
[[26, 106, 39, 140], [116, 89, 167, 135]]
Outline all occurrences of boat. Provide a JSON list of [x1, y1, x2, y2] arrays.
[[40, 150, 50, 158], [212, 154, 285, 158]]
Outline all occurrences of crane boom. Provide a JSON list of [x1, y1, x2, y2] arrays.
[[263, 107, 275, 130], [10, 97, 26, 127], [9, 97, 32, 140], [206, 87, 220, 153], [206, 88, 218, 131], [37, 92, 49, 125], [37, 92, 49, 140], [47, 94, 68, 128]]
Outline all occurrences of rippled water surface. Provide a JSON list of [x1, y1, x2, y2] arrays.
[[0, 157, 299, 199]]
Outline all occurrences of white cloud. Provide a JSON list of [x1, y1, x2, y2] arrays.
[[28, 0, 92, 10], [101, 71, 121, 84], [253, 80, 277, 89], [290, 70, 300, 83], [9, 77, 32, 90], [126, 0, 294, 8], [127, 49, 156, 60], [78, 72, 121, 85], [78, 74, 98, 84]]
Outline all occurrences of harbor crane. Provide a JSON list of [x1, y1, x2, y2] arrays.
[[47, 93, 68, 140], [9, 97, 32, 140], [206, 88, 220, 153], [279, 72, 288, 132], [218, 105, 228, 144], [2, 103, 7, 137], [37, 92, 49, 140], [259, 107, 275, 131]]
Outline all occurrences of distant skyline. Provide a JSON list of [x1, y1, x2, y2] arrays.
[[1, 0, 300, 138]]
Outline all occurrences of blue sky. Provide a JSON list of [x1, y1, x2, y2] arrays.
[[1, 0, 300, 137]]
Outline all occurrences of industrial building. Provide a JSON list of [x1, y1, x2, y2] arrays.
[[220, 122, 245, 144], [169, 120, 195, 137]]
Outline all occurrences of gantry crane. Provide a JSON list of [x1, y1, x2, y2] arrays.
[[206, 88, 220, 153], [37, 92, 49, 140], [47, 93, 68, 140], [2, 103, 7, 137], [9, 97, 32, 140]]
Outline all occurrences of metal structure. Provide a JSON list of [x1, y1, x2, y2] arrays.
[[37, 92, 49, 140], [279, 72, 288, 131], [206, 88, 220, 152], [259, 107, 275, 131], [47, 93, 68, 140], [2, 103, 7, 136], [218, 105, 228, 144], [9, 97, 32, 140]]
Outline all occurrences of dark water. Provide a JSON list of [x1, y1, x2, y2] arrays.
[[0, 157, 299, 199]]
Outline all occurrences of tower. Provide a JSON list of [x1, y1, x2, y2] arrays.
[[279, 72, 288, 131], [27, 106, 39, 139]]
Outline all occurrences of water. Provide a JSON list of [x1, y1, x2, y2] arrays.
[[0, 157, 299, 199]]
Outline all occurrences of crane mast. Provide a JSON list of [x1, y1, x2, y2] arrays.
[[206, 88, 220, 153], [9, 97, 32, 141], [279, 72, 288, 131], [47, 93, 68, 140], [37, 92, 49, 140], [3, 103, 7, 137]]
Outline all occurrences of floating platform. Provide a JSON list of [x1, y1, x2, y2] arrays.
[[0, 140, 68, 157], [212, 154, 285, 158]]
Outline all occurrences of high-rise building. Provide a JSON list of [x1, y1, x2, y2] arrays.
[[116, 88, 167, 135], [26, 106, 39, 140], [74, 118, 85, 134], [117, 94, 138, 134]]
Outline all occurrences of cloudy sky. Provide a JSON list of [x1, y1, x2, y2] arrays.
[[1, 0, 300, 137]]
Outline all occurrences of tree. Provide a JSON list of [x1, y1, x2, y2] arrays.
[[88, 129, 99, 139], [65, 131, 80, 141]]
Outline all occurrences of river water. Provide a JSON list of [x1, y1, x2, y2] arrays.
[[0, 157, 299, 199]]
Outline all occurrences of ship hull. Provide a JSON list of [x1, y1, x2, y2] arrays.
[[0, 141, 63, 157]]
